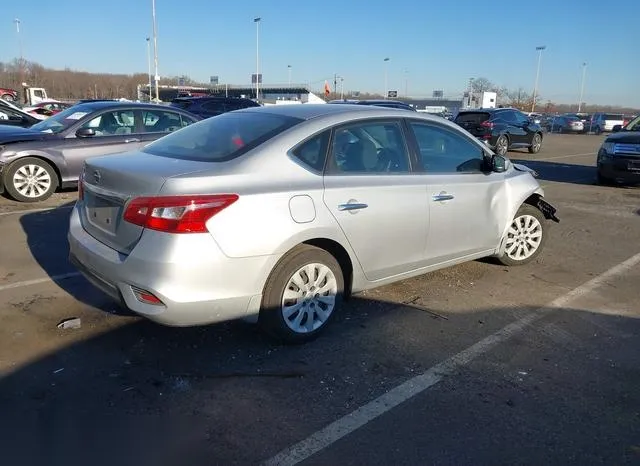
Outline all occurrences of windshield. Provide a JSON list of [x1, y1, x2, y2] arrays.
[[624, 115, 640, 131], [30, 105, 92, 134], [142, 111, 302, 162]]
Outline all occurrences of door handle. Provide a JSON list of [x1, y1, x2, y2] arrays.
[[432, 193, 454, 202], [338, 202, 368, 211], [125, 138, 141, 143]]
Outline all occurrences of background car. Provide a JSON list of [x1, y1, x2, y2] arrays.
[[0, 101, 201, 202], [169, 96, 260, 119], [0, 100, 40, 128], [328, 99, 417, 111], [454, 107, 544, 156], [597, 114, 640, 186], [22, 100, 73, 119], [545, 115, 584, 133], [588, 113, 625, 134], [0, 87, 18, 102], [69, 104, 557, 344]]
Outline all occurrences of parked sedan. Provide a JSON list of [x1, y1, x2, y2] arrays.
[[545, 115, 584, 133], [0, 101, 201, 202], [454, 107, 544, 156], [0, 100, 40, 128], [68, 104, 558, 343]]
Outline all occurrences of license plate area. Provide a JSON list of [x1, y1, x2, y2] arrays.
[[85, 193, 122, 235]]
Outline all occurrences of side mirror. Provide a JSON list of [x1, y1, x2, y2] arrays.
[[491, 154, 507, 173], [76, 127, 96, 138], [612, 125, 622, 133]]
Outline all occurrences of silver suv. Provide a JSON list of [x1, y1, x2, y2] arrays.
[[588, 113, 625, 133]]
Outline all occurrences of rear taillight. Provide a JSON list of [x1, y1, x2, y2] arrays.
[[123, 194, 239, 233], [480, 120, 494, 129], [78, 171, 84, 200]]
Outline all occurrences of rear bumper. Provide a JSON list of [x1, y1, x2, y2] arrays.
[[68, 203, 277, 326]]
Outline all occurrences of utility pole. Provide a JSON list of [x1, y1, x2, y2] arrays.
[[340, 76, 344, 100], [151, 0, 160, 102], [287, 65, 292, 86], [404, 69, 408, 98], [146, 37, 152, 101], [254, 17, 261, 100], [531, 45, 546, 113], [383, 57, 390, 99], [14, 18, 24, 103], [578, 62, 587, 112]]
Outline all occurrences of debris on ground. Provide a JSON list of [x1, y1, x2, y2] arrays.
[[57, 317, 81, 329]]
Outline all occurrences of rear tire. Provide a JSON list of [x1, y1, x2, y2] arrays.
[[3, 157, 58, 203], [259, 245, 344, 344], [495, 135, 509, 156], [528, 133, 542, 154], [497, 204, 547, 266]]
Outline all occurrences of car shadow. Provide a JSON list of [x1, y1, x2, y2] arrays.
[[1, 304, 639, 466], [511, 159, 596, 186]]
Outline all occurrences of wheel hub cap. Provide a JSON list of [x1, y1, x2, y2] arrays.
[[281, 263, 338, 334], [504, 214, 542, 261], [13, 164, 52, 198]]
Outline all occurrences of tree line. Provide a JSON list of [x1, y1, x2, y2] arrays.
[[0, 59, 636, 114]]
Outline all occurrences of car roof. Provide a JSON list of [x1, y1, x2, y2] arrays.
[[235, 103, 448, 123], [71, 101, 195, 112], [458, 107, 516, 113], [172, 96, 256, 102]]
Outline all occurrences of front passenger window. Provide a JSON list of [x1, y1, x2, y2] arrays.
[[410, 122, 485, 173]]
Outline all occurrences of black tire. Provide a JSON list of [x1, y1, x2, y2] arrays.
[[495, 135, 509, 156], [1, 94, 15, 102], [528, 133, 542, 154], [259, 245, 344, 344], [3, 157, 58, 203], [496, 204, 548, 266], [596, 170, 613, 186]]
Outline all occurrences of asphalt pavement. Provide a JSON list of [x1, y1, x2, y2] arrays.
[[0, 133, 639, 466]]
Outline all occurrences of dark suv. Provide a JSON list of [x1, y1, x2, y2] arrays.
[[170, 97, 260, 119], [454, 108, 544, 156]]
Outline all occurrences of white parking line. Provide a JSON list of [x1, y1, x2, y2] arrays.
[[262, 251, 640, 466], [0, 204, 74, 217], [0, 272, 81, 292], [534, 152, 595, 161]]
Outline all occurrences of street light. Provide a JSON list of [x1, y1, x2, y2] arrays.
[[254, 17, 261, 100], [404, 69, 409, 98], [14, 18, 24, 103], [383, 57, 390, 99], [151, 0, 160, 102], [287, 65, 292, 86], [146, 37, 152, 102], [531, 45, 546, 113], [578, 62, 587, 112]]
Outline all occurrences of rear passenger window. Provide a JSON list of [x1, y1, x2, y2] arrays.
[[291, 131, 330, 172]]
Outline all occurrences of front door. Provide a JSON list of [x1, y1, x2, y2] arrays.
[[322, 119, 428, 282], [61, 109, 144, 182], [407, 120, 507, 265]]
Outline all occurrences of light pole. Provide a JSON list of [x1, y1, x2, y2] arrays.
[[578, 62, 587, 112], [151, 0, 160, 102], [254, 17, 261, 100], [340, 76, 344, 100], [383, 57, 390, 99], [287, 65, 291, 86], [531, 45, 546, 113], [14, 18, 24, 103], [404, 69, 408, 97], [146, 37, 152, 102]]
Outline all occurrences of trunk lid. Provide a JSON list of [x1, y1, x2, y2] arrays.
[[80, 151, 215, 254]]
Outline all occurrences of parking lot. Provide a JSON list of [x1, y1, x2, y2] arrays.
[[0, 133, 639, 466]]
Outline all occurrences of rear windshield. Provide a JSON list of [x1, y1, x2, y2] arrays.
[[170, 100, 193, 110], [142, 111, 302, 162], [604, 114, 623, 120], [454, 112, 490, 124]]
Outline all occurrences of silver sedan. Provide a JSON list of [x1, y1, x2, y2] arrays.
[[68, 104, 558, 343]]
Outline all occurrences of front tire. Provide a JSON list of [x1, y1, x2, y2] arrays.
[[528, 133, 542, 154], [495, 135, 509, 156], [3, 157, 58, 203], [596, 170, 613, 186], [259, 245, 344, 344], [1, 94, 15, 102], [497, 204, 547, 266]]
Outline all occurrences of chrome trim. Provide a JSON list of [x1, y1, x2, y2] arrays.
[[432, 194, 454, 201], [82, 182, 130, 203]]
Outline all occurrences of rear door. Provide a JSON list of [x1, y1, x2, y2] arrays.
[[137, 108, 199, 145], [406, 120, 507, 265], [500, 110, 527, 144], [322, 118, 429, 281]]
